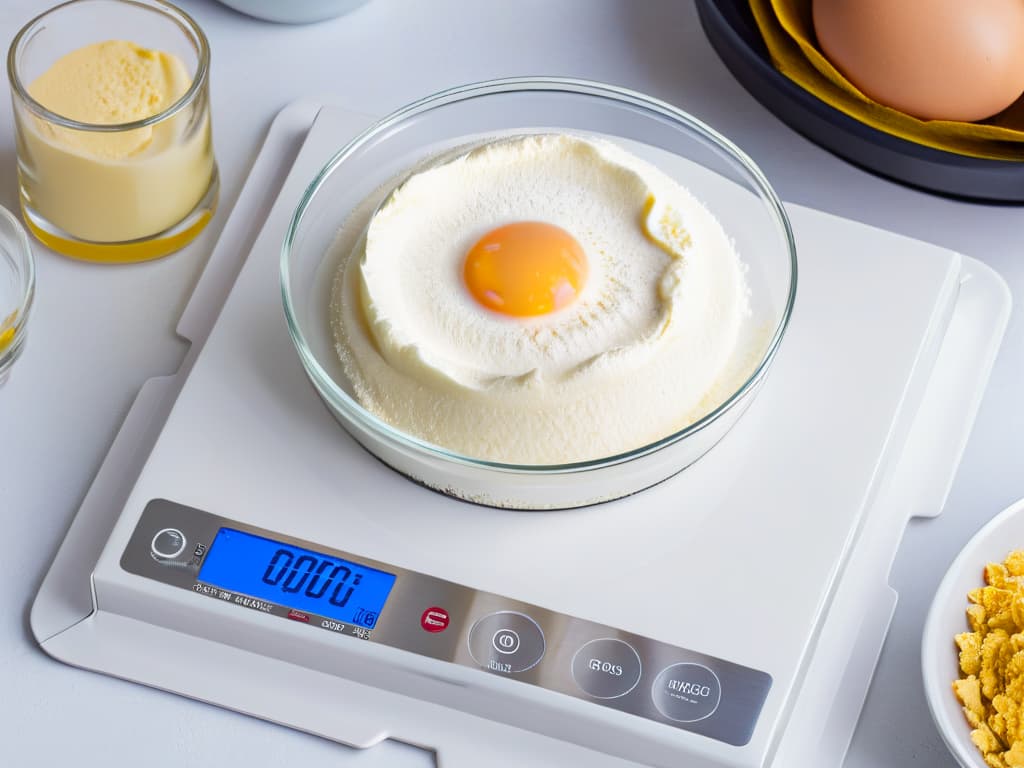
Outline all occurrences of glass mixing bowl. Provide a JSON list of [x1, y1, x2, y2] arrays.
[[281, 78, 797, 510], [0, 204, 35, 384]]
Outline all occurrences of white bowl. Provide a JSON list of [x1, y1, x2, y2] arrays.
[[923, 496, 1024, 768], [214, 0, 369, 24]]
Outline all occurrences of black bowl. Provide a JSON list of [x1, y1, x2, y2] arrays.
[[695, 0, 1024, 202]]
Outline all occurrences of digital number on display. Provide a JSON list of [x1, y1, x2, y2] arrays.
[[198, 528, 396, 628]]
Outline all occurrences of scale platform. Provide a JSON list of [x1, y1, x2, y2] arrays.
[[31, 102, 1010, 768]]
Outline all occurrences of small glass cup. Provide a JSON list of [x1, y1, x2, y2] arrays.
[[7, 0, 218, 263], [0, 205, 35, 384]]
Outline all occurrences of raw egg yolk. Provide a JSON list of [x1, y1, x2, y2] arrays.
[[463, 222, 587, 317]]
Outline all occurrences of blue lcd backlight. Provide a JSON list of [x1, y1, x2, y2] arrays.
[[198, 528, 396, 628]]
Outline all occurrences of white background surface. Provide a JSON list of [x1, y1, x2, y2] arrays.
[[1, 1, 1021, 766]]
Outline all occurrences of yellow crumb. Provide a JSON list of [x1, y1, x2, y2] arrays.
[[960, 633, 984, 676], [1005, 739, 1024, 767], [956, 676, 986, 726], [1006, 552, 1024, 577]]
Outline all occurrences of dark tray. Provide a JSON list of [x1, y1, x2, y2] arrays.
[[695, 0, 1024, 202]]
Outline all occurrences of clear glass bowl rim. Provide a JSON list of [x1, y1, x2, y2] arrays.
[[7, 0, 210, 132], [0, 204, 36, 343], [281, 76, 799, 475]]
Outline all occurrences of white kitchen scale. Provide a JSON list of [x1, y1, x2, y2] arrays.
[[31, 102, 1011, 768]]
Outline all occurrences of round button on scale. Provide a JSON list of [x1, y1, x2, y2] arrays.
[[492, 628, 521, 654], [150, 528, 187, 560], [571, 638, 642, 699], [651, 662, 722, 723], [468, 611, 545, 673]]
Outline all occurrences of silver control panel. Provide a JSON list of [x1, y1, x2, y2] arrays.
[[121, 499, 771, 746]]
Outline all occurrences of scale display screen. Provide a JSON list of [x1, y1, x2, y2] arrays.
[[198, 528, 396, 628]]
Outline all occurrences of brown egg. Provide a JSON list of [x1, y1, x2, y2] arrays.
[[813, 0, 1024, 122]]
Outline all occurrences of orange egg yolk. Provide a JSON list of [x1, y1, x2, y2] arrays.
[[463, 222, 588, 317]]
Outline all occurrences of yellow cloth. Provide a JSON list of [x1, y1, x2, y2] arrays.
[[749, 0, 1024, 160]]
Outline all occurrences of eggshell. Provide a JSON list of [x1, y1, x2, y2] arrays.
[[813, 0, 1024, 122]]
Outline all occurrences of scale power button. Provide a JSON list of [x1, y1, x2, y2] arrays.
[[467, 611, 545, 674], [151, 528, 187, 560]]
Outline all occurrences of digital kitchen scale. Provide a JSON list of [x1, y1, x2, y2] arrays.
[[31, 102, 1011, 768]]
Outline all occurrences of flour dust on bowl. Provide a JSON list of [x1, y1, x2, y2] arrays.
[[281, 78, 797, 509]]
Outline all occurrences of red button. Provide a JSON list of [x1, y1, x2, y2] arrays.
[[287, 610, 310, 623], [421, 607, 450, 633]]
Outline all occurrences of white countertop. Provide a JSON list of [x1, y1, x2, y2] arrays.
[[2, 1, 1021, 765]]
